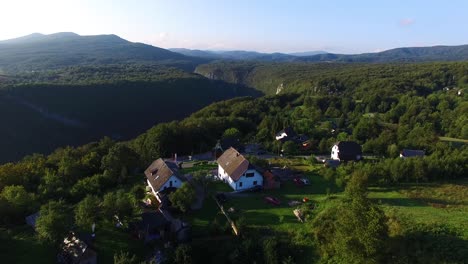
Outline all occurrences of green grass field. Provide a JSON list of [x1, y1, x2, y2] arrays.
[[188, 160, 468, 263]]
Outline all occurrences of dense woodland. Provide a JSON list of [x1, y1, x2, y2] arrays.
[[0, 65, 260, 162], [0, 61, 467, 263]]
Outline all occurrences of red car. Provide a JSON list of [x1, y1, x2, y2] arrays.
[[264, 196, 281, 206]]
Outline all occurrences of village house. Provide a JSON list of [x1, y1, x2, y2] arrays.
[[145, 158, 184, 199], [400, 149, 425, 158], [331, 141, 362, 161], [217, 147, 263, 191]]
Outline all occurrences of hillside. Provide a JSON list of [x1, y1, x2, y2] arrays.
[[172, 44, 468, 63], [195, 61, 468, 95], [0, 65, 261, 162], [0, 61, 467, 264], [170, 48, 305, 61], [0, 33, 207, 73], [297, 44, 468, 63]]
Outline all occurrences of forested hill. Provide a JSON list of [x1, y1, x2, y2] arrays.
[[195, 61, 468, 95], [171, 44, 468, 63], [0, 33, 207, 73], [0, 65, 261, 163], [297, 44, 468, 63]]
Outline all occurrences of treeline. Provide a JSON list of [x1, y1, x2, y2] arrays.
[[131, 87, 466, 160], [196, 61, 468, 96], [320, 145, 467, 187]]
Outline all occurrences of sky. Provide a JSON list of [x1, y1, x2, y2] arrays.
[[1, 0, 468, 54]]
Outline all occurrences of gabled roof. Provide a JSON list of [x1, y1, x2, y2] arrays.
[[401, 149, 425, 157], [145, 158, 180, 191], [217, 147, 249, 181]]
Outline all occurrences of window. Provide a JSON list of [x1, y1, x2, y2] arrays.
[[169, 181, 173, 187], [253, 181, 257, 185], [239, 182, 243, 187], [246, 172, 255, 178]]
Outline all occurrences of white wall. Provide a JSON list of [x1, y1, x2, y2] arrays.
[[158, 175, 183, 192], [331, 145, 339, 160], [218, 165, 236, 190], [275, 132, 287, 140], [235, 169, 263, 191], [147, 179, 158, 197], [218, 165, 263, 191]]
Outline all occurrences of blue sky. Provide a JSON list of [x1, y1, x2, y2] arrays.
[[1, 0, 467, 53]]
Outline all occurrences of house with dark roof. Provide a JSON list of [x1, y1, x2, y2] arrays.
[[217, 147, 263, 191], [145, 158, 184, 197], [400, 149, 425, 158], [331, 141, 362, 161]]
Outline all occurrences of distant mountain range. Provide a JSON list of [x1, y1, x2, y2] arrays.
[[0, 32, 206, 73], [169, 48, 328, 61], [171, 45, 468, 63], [294, 45, 468, 63], [2, 32, 468, 74]]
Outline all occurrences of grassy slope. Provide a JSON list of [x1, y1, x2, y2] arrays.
[[189, 159, 468, 263]]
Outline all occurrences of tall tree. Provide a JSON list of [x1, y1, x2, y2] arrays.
[[36, 200, 72, 244]]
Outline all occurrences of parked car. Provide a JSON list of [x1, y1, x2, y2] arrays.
[[300, 178, 310, 185], [293, 177, 305, 186], [264, 196, 281, 206]]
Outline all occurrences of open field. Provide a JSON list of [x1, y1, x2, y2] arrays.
[[188, 159, 468, 263]]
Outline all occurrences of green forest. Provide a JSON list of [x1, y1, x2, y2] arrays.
[[0, 65, 260, 162], [0, 61, 467, 263]]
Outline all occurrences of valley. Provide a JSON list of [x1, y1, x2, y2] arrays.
[[0, 30, 466, 264]]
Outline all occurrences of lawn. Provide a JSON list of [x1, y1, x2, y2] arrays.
[[179, 161, 217, 175], [93, 221, 148, 263], [0, 226, 55, 264], [187, 159, 468, 263], [368, 182, 468, 239]]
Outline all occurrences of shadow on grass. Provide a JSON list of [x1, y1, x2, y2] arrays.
[[242, 211, 298, 226], [389, 229, 468, 263], [0, 227, 55, 264], [371, 197, 426, 207]]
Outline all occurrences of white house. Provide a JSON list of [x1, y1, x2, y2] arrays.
[[145, 158, 183, 197], [217, 147, 263, 191], [331, 141, 362, 161]]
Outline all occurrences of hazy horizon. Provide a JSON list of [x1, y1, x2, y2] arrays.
[[2, 0, 468, 54]]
